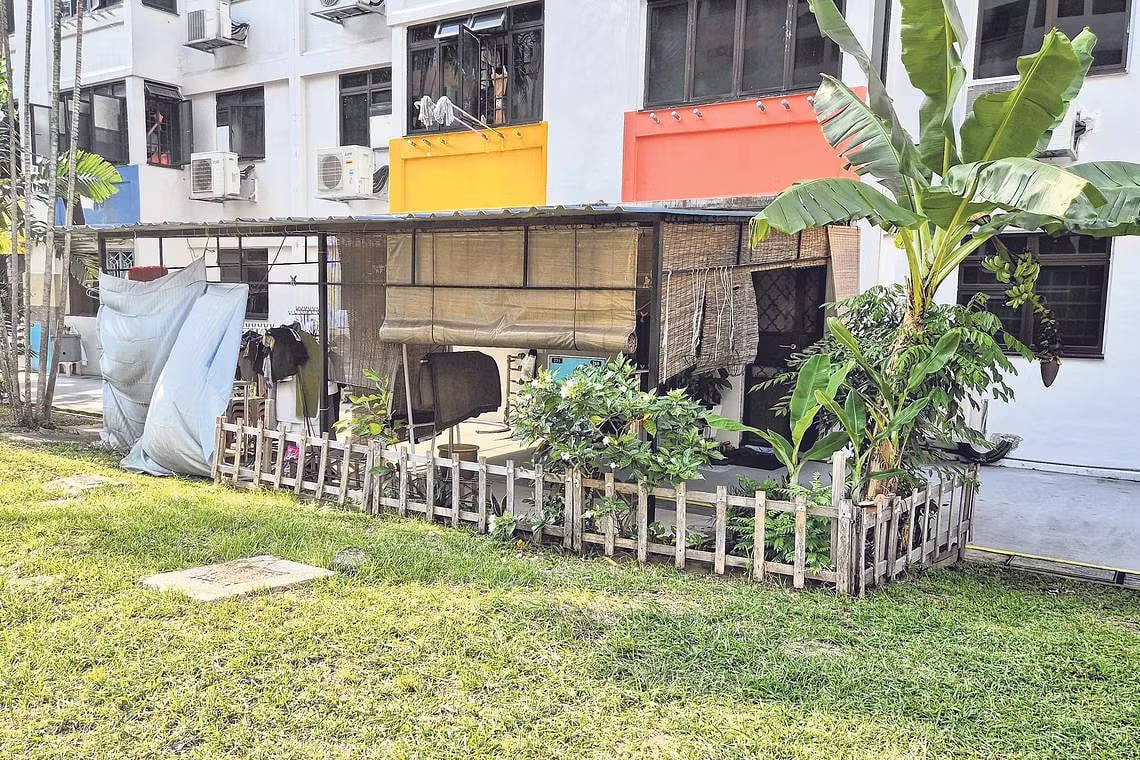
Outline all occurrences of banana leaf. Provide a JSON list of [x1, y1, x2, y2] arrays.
[[1036, 29, 1097, 154], [944, 158, 1105, 219], [960, 30, 1083, 164], [751, 179, 925, 243], [900, 0, 968, 175]]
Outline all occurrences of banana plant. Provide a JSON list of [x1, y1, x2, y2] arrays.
[[752, 0, 1138, 337], [750, 0, 1140, 492], [709, 354, 852, 484]]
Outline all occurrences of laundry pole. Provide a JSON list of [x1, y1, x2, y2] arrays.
[[318, 233, 331, 435]]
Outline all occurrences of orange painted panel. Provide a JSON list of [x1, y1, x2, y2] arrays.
[[621, 90, 862, 203]]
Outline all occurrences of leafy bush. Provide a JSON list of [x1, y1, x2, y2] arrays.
[[334, 370, 404, 446], [728, 474, 834, 572]]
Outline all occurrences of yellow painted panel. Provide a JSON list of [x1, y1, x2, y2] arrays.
[[389, 122, 548, 213]]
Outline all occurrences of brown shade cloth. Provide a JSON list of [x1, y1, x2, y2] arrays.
[[418, 351, 502, 429], [378, 227, 638, 352], [658, 222, 859, 382]]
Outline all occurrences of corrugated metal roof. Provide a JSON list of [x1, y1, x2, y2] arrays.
[[78, 204, 760, 239]]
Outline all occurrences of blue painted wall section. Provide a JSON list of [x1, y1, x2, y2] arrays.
[[55, 163, 140, 226]]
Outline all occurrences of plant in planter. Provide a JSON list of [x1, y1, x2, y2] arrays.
[[664, 368, 732, 410], [752, 0, 1140, 490]]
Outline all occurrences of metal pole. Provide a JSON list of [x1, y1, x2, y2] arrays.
[[402, 343, 418, 448], [318, 233, 330, 435]]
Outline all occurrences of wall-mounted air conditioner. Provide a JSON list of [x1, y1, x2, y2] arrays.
[[311, 0, 386, 24], [966, 80, 1080, 161], [189, 151, 243, 201], [315, 146, 379, 201], [186, 0, 248, 53]]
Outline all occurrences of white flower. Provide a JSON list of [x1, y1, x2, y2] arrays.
[[609, 462, 617, 469], [561, 452, 571, 461], [602, 436, 611, 445]]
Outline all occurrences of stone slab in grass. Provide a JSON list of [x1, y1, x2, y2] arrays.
[[43, 474, 123, 497], [141, 555, 334, 601]]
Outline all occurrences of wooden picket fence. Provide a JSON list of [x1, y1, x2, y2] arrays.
[[212, 418, 976, 595]]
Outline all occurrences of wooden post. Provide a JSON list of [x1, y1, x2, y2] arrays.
[[424, 453, 435, 522], [793, 495, 807, 589], [315, 434, 330, 500], [293, 437, 308, 497], [674, 482, 687, 570], [636, 481, 649, 563], [562, 472, 574, 549], [532, 463, 545, 544], [337, 441, 353, 506], [253, 425, 266, 487], [476, 456, 488, 533], [857, 504, 867, 597], [885, 495, 899, 581], [572, 470, 584, 553], [231, 423, 244, 485], [752, 490, 766, 582], [273, 427, 286, 490], [906, 484, 923, 568], [836, 498, 853, 595], [362, 443, 376, 515], [830, 452, 845, 564], [874, 496, 889, 586], [713, 486, 728, 575], [603, 472, 616, 557], [397, 446, 409, 517], [211, 416, 225, 483], [505, 460, 516, 526], [451, 452, 461, 526]]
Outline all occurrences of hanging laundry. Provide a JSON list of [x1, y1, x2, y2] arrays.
[[265, 326, 308, 381], [295, 329, 323, 420]]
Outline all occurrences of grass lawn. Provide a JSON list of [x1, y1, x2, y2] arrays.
[[0, 439, 1137, 759]]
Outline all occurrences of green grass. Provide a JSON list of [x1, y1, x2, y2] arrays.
[[0, 440, 1137, 759]]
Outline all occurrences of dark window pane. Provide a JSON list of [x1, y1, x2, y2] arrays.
[[441, 42, 461, 105], [692, 0, 736, 99], [647, 2, 688, 105], [340, 93, 369, 146], [370, 88, 392, 115], [1057, 0, 1086, 14], [340, 72, 368, 90], [371, 68, 392, 85], [145, 90, 182, 167], [510, 29, 543, 122], [409, 24, 436, 45], [1036, 264, 1107, 349], [408, 47, 439, 131], [1093, 0, 1127, 11], [512, 2, 543, 25], [742, 0, 788, 93], [975, 0, 1033, 79], [791, 0, 842, 89], [1056, 0, 1130, 69]]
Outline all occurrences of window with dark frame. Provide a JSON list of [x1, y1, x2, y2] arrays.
[[60, 0, 123, 16], [216, 87, 265, 161], [5, 0, 14, 35], [644, 0, 843, 108], [406, 1, 544, 135], [141, 0, 177, 13], [68, 248, 132, 317], [60, 81, 129, 165], [958, 233, 1112, 358], [144, 82, 193, 167], [339, 67, 392, 147], [975, 0, 1132, 79], [219, 248, 269, 320]]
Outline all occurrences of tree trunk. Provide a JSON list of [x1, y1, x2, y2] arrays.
[[43, 0, 85, 420], [19, 0, 34, 425], [33, 0, 62, 425], [0, 0, 21, 409]]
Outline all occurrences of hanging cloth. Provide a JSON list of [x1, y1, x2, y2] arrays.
[[295, 330, 323, 420]]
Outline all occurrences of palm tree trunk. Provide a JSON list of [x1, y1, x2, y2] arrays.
[[43, 0, 84, 420], [0, 0, 21, 409], [34, 0, 62, 425], [19, 0, 34, 424]]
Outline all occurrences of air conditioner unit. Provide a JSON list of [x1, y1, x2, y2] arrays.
[[315, 146, 376, 200], [189, 151, 243, 201], [311, 0, 386, 24], [966, 80, 1080, 161], [185, 0, 247, 53]]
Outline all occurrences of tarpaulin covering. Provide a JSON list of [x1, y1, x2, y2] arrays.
[[377, 227, 638, 352], [98, 258, 249, 476]]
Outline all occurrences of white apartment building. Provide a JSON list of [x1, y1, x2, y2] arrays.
[[10, 0, 1140, 476]]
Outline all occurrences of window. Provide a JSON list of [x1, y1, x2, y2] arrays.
[[60, 81, 128, 165], [406, 2, 543, 134], [60, 0, 123, 16], [219, 248, 269, 319], [5, 0, 14, 35], [144, 82, 193, 167], [645, 0, 843, 107], [69, 249, 132, 317], [339, 67, 392, 147], [975, 0, 1131, 79], [216, 87, 264, 161], [141, 0, 177, 12], [958, 234, 1111, 358]]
